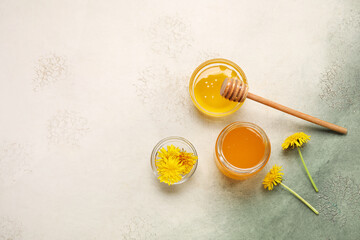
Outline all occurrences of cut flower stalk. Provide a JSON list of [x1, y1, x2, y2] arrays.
[[282, 132, 318, 192], [263, 165, 319, 215], [280, 182, 319, 215], [297, 147, 318, 192]]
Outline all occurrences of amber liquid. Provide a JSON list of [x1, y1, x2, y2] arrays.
[[194, 65, 239, 113], [222, 126, 266, 168]]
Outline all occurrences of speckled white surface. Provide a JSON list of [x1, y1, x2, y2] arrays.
[[1, 0, 360, 239]]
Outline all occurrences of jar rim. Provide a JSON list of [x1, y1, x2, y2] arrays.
[[215, 122, 271, 175], [189, 58, 248, 117]]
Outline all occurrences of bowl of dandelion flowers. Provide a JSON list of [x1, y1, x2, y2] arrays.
[[150, 137, 198, 186], [282, 132, 318, 192], [263, 165, 319, 215]]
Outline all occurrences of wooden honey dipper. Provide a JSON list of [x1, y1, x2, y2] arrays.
[[220, 78, 347, 134]]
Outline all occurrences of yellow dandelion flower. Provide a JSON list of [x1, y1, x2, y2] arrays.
[[281, 132, 318, 192], [282, 132, 310, 150], [178, 151, 197, 175], [156, 156, 186, 185], [262, 164, 318, 214], [155, 144, 197, 185], [157, 145, 180, 162], [263, 164, 284, 190]]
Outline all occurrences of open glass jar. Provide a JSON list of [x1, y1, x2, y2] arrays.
[[189, 58, 248, 117], [215, 122, 271, 180]]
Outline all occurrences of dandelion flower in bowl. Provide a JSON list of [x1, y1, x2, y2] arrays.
[[178, 151, 198, 175], [151, 139, 198, 186], [156, 155, 186, 185]]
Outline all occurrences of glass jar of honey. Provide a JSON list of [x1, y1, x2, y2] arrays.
[[215, 122, 271, 180], [189, 58, 248, 117]]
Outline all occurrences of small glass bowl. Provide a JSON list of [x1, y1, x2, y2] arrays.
[[151, 136, 198, 185], [215, 122, 271, 180], [189, 58, 248, 117]]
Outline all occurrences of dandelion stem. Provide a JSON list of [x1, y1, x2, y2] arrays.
[[297, 147, 318, 192], [280, 182, 319, 215]]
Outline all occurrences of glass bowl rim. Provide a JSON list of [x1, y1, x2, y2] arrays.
[[150, 136, 198, 185]]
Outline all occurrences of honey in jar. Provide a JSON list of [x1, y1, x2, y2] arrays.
[[189, 59, 247, 117], [215, 122, 271, 180]]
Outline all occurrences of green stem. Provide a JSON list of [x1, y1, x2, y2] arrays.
[[297, 147, 318, 192], [280, 182, 319, 215]]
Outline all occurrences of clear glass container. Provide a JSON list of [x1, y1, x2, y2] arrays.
[[151, 136, 198, 185], [215, 122, 271, 180], [189, 58, 248, 117]]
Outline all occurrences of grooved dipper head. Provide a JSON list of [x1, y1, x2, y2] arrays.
[[220, 78, 249, 103]]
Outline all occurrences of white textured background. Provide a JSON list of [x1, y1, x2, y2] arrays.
[[1, 0, 359, 239]]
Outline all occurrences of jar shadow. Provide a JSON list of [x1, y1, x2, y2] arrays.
[[214, 168, 265, 199], [192, 106, 248, 128], [154, 177, 195, 194]]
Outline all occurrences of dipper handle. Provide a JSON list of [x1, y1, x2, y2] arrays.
[[247, 92, 347, 134], [220, 78, 348, 134]]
